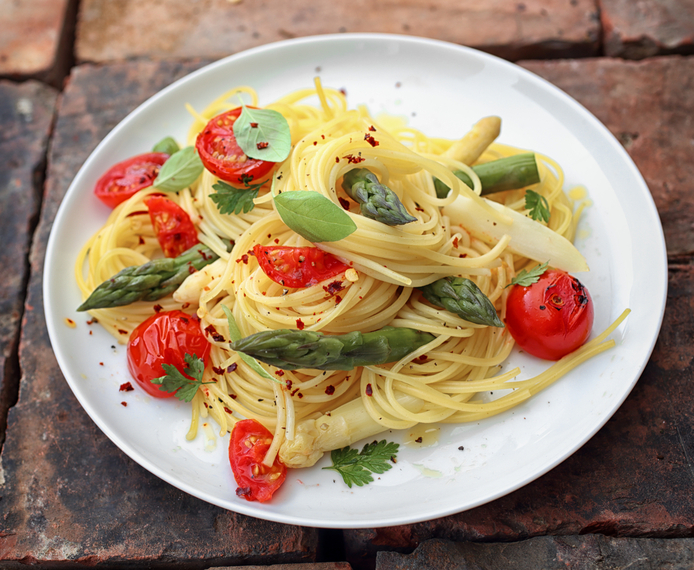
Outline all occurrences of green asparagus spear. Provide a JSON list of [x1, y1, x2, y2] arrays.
[[342, 168, 417, 226], [419, 277, 504, 327], [77, 241, 227, 311], [434, 153, 540, 199], [231, 326, 435, 371]]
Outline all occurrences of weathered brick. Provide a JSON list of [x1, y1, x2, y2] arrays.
[[345, 262, 694, 564], [600, 0, 694, 58], [375, 536, 694, 570], [0, 60, 318, 567], [521, 55, 694, 257], [75, 0, 600, 64], [0, 80, 57, 441], [0, 0, 77, 85], [211, 564, 352, 570]]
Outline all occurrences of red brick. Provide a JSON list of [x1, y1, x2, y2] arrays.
[[521, 55, 694, 257], [599, 0, 694, 58], [0, 0, 76, 84], [75, 0, 600, 64], [0, 60, 318, 567]]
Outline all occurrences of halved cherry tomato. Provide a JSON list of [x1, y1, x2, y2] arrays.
[[127, 310, 211, 398], [253, 244, 351, 288], [144, 195, 199, 258], [505, 269, 594, 361], [195, 107, 275, 187], [230, 419, 287, 502], [94, 152, 169, 209]]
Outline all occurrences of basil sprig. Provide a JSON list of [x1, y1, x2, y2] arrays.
[[233, 106, 291, 163], [153, 146, 204, 192], [274, 191, 357, 242], [152, 136, 180, 155]]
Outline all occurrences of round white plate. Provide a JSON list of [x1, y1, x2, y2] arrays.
[[44, 34, 667, 528]]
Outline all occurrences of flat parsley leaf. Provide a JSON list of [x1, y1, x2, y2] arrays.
[[525, 189, 551, 223], [210, 180, 260, 215], [150, 353, 212, 402], [323, 440, 399, 488], [508, 261, 549, 288]]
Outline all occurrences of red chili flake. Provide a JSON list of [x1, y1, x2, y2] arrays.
[[296, 318, 305, 330], [415, 355, 428, 363], [181, 302, 191, 309], [313, 141, 318, 146], [274, 238, 280, 244], [285, 379, 293, 390], [188, 264, 197, 274], [459, 253, 468, 258], [452, 237, 459, 249], [86, 318, 98, 325], [343, 153, 365, 164], [119, 382, 135, 392], [236, 487, 252, 498], [368, 125, 376, 132], [230, 394, 237, 399], [138, 236, 145, 245], [205, 324, 225, 343], [275, 369, 285, 377], [224, 407, 233, 414], [335, 156, 340, 163], [212, 366, 225, 375], [153, 304, 163, 313], [117, 329, 128, 335], [325, 385, 335, 395], [200, 248, 212, 261], [99, 362, 104, 366], [257, 141, 269, 150], [121, 402, 128, 407], [338, 197, 351, 210], [323, 280, 345, 295], [415, 207, 424, 212], [365, 383, 373, 396], [335, 295, 343, 305], [364, 133, 379, 147], [250, 122, 258, 128], [415, 437, 423, 443], [339, 88, 347, 96], [321, 134, 325, 139], [227, 363, 238, 373], [236, 254, 249, 264], [291, 388, 300, 397], [297, 393, 304, 399], [204, 402, 209, 408]]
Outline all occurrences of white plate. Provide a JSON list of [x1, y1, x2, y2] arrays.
[[44, 34, 667, 528]]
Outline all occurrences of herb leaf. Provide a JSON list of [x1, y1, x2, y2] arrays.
[[233, 106, 291, 163], [152, 136, 180, 155], [221, 305, 279, 383], [323, 440, 400, 488], [525, 189, 551, 223], [153, 146, 204, 192], [210, 180, 260, 215], [274, 191, 357, 242], [150, 353, 212, 402], [508, 261, 549, 287]]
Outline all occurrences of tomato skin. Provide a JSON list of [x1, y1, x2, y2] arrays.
[[505, 269, 594, 361], [253, 244, 351, 288], [195, 107, 275, 187], [144, 195, 199, 258], [230, 419, 287, 502], [94, 152, 169, 208], [127, 310, 211, 398]]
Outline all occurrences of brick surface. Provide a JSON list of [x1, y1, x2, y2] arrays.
[[600, 0, 694, 58], [345, 262, 694, 564], [522, 55, 694, 257], [0, 60, 318, 567], [375, 537, 694, 569], [75, 0, 600, 64], [0, 0, 76, 84], [0, 80, 57, 442], [211, 565, 352, 570]]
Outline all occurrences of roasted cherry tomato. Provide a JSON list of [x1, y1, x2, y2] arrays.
[[195, 107, 275, 187], [505, 269, 594, 361], [144, 195, 199, 258], [94, 152, 169, 208], [230, 419, 287, 502], [127, 310, 211, 398], [253, 244, 351, 288]]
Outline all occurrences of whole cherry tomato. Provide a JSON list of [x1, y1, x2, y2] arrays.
[[127, 310, 211, 398], [230, 419, 287, 502], [505, 269, 594, 361], [253, 244, 351, 289], [94, 152, 169, 208], [144, 195, 199, 258], [195, 107, 275, 187]]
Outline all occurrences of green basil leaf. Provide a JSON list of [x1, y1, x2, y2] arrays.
[[274, 191, 357, 242], [152, 136, 180, 155], [153, 146, 204, 192], [221, 305, 278, 383], [233, 106, 291, 163]]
